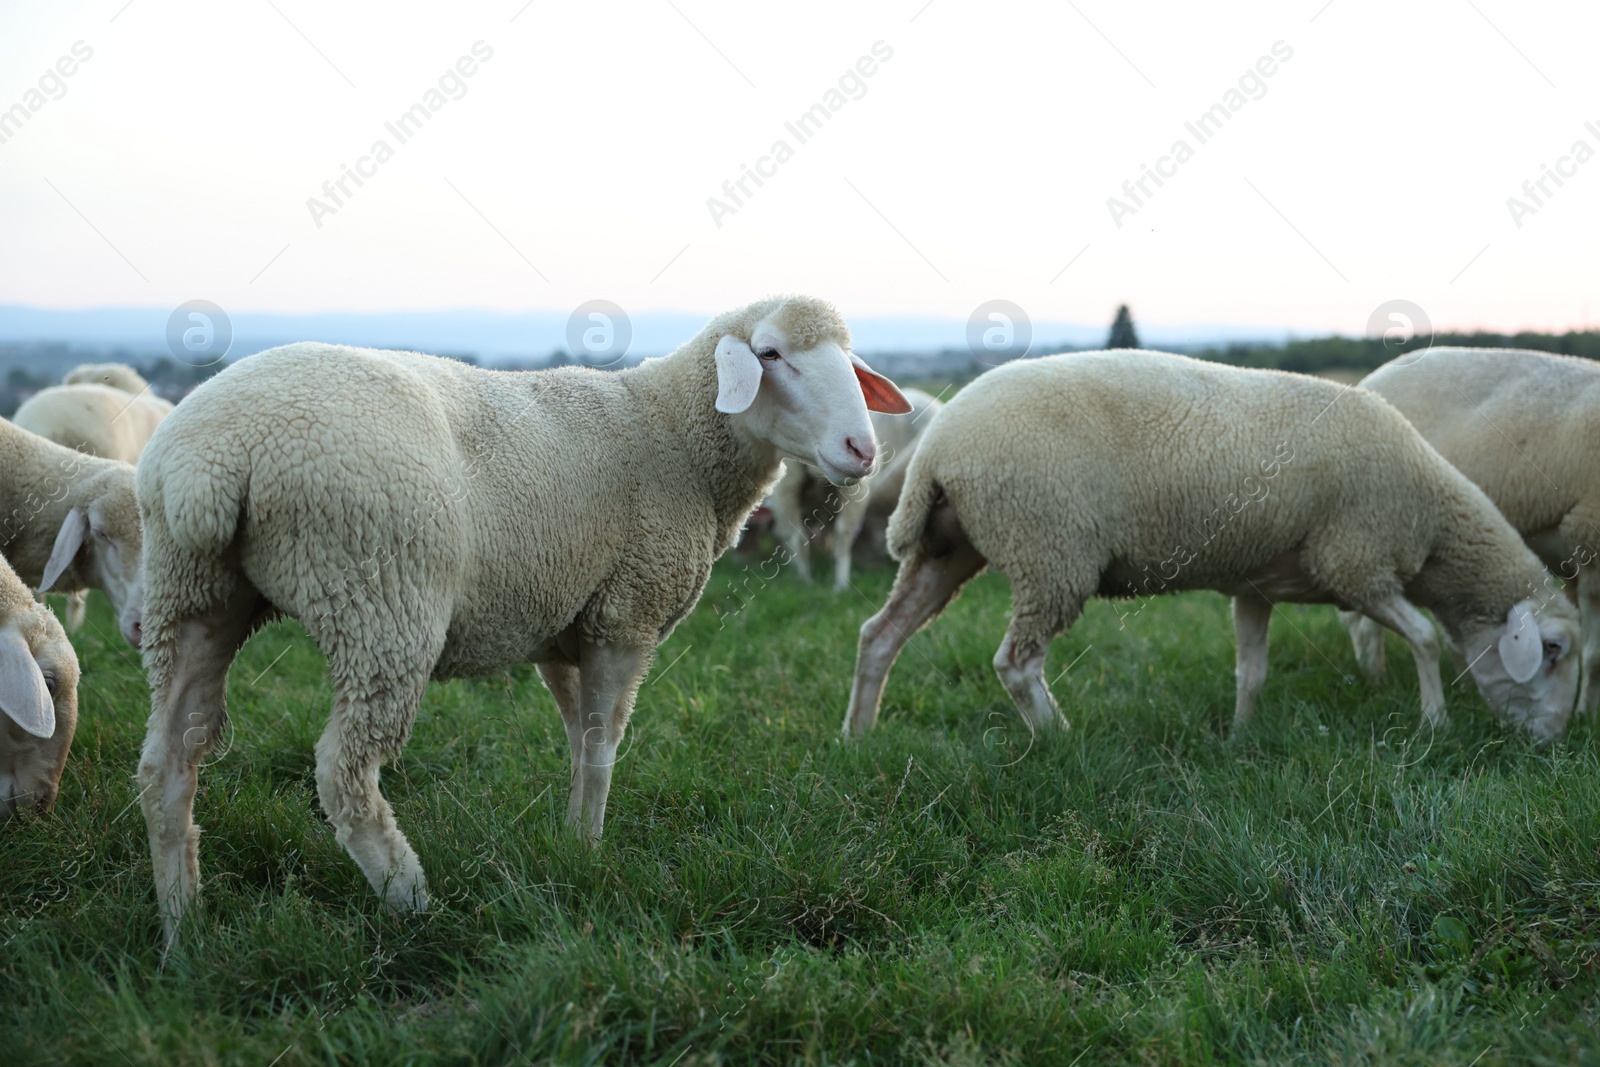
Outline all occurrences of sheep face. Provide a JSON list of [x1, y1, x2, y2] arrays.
[[0, 599, 80, 819], [40, 471, 144, 647], [714, 310, 910, 485], [1460, 598, 1580, 742]]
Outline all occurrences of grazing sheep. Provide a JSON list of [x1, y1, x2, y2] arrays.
[[135, 295, 910, 942], [1341, 347, 1600, 714], [0, 552, 80, 819], [63, 362, 153, 395], [843, 350, 1580, 744], [0, 418, 143, 646], [14, 382, 173, 464], [768, 387, 942, 590]]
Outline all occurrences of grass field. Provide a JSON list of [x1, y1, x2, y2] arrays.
[[7, 558, 1600, 1065]]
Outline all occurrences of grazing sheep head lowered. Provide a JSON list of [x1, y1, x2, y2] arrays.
[[1454, 596, 1580, 743], [0, 587, 80, 819], [38, 467, 144, 648], [711, 297, 910, 485]]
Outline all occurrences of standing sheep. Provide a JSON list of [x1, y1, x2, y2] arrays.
[[135, 295, 910, 943], [1340, 348, 1600, 714], [0, 418, 143, 646], [767, 386, 942, 589], [844, 351, 1580, 744], [63, 362, 155, 395], [0, 552, 81, 819]]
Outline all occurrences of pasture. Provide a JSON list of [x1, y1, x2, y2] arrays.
[[6, 561, 1600, 1065]]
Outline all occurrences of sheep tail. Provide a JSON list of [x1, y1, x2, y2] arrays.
[[886, 458, 939, 562], [140, 435, 250, 559]]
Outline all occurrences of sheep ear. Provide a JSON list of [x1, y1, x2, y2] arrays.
[[0, 629, 53, 739], [1499, 601, 1542, 684], [851, 354, 912, 414], [40, 508, 88, 594], [714, 336, 763, 414]]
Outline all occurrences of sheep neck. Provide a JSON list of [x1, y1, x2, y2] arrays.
[[622, 349, 780, 549], [1409, 474, 1552, 634]]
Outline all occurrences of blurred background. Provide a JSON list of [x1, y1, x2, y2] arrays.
[[1, 0, 1595, 407]]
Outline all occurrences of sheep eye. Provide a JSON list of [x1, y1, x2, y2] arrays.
[[756, 348, 781, 361], [91, 528, 110, 541], [42, 673, 58, 696], [1545, 641, 1565, 659]]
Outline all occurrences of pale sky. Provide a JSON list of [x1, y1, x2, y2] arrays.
[[1, 0, 1596, 338]]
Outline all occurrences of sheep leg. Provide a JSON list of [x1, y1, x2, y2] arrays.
[[137, 591, 261, 947], [843, 544, 985, 738], [1577, 567, 1600, 716], [831, 488, 870, 592], [536, 661, 586, 825], [1230, 595, 1273, 737], [1362, 593, 1445, 727], [768, 478, 812, 582], [1338, 609, 1387, 684], [993, 614, 1074, 737], [570, 639, 651, 843], [315, 669, 434, 914]]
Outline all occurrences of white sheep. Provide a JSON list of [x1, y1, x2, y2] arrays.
[[1340, 346, 1600, 714], [14, 382, 173, 464], [63, 362, 153, 395], [0, 418, 143, 646], [134, 295, 910, 943], [843, 350, 1580, 744], [0, 551, 81, 819], [767, 386, 942, 589]]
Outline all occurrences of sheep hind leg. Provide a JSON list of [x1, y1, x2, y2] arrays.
[[137, 588, 263, 948], [1230, 595, 1273, 738], [993, 609, 1077, 738], [1361, 593, 1445, 728], [842, 541, 985, 738], [315, 661, 438, 913], [570, 638, 652, 843], [536, 660, 586, 826], [1338, 609, 1386, 684]]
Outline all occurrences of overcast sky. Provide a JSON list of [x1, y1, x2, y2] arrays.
[[1, 0, 1595, 339]]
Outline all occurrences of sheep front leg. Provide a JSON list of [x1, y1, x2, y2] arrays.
[[1231, 595, 1272, 737], [831, 489, 870, 592], [137, 594, 260, 948], [1576, 567, 1600, 716], [1362, 593, 1445, 727], [536, 661, 586, 826], [571, 639, 651, 843]]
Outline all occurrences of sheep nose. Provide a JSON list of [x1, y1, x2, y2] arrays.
[[844, 436, 876, 470], [127, 619, 143, 649]]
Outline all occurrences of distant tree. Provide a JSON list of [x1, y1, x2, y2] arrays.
[[1106, 305, 1140, 349]]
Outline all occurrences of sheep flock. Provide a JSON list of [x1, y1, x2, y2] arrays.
[[0, 317, 1595, 954]]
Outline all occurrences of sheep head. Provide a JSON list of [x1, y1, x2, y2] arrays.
[[0, 586, 80, 820], [712, 296, 910, 485]]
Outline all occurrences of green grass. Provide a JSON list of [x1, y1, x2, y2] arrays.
[[7, 562, 1600, 1065]]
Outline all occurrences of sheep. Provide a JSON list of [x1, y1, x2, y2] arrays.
[[14, 382, 173, 464], [1341, 347, 1600, 715], [134, 295, 911, 943], [0, 551, 81, 819], [63, 362, 153, 395], [767, 387, 943, 589], [0, 418, 143, 646], [843, 350, 1581, 745]]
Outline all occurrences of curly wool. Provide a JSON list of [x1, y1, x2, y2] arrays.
[[137, 295, 853, 683]]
